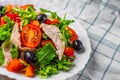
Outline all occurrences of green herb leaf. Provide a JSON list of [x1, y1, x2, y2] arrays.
[[0, 47, 4, 66], [36, 55, 74, 78], [40, 8, 74, 46], [61, 29, 71, 46], [42, 33, 48, 40], [10, 44, 18, 58], [0, 16, 14, 41], [37, 64, 58, 78], [13, 7, 37, 26], [40, 8, 61, 20], [40, 8, 51, 13], [36, 44, 56, 66]]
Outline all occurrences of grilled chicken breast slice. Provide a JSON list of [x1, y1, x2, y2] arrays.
[[41, 23, 65, 60], [11, 23, 21, 48], [1, 23, 20, 66]]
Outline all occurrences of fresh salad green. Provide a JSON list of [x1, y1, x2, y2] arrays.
[[36, 43, 74, 77], [10, 44, 18, 58], [0, 47, 4, 66], [40, 8, 74, 46], [36, 43, 56, 66], [13, 6, 37, 26], [0, 4, 84, 78], [0, 16, 14, 41]]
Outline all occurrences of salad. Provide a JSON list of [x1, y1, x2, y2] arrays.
[[0, 4, 84, 78]]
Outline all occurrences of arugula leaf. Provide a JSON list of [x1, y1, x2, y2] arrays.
[[40, 8, 51, 13], [40, 8, 74, 46], [0, 16, 14, 41], [57, 16, 74, 46], [36, 55, 74, 78], [40, 8, 61, 20], [13, 7, 37, 26], [36, 44, 56, 66], [37, 64, 58, 78], [56, 55, 74, 70], [57, 18, 74, 30], [0, 47, 4, 66], [61, 29, 71, 46], [10, 44, 18, 58]]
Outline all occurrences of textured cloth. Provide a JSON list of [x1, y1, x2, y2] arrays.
[[1, 0, 120, 80], [48, 0, 120, 80]]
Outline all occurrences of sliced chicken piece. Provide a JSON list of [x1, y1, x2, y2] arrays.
[[10, 23, 21, 48], [41, 23, 65, 60], [1, 23, 20, 66], [1, 39, 12, 67]]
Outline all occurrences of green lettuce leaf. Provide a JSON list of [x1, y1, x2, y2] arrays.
[[10, 44, 18, 58], [0, 16, 14, 41], [0, 47, 4, 66], [40, 8, 61, 20], [13, 6, 37, 26], [36, 55, 74, 78], [36, 44, 56, 66]]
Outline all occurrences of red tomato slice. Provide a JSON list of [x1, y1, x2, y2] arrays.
[[6, 13, 21, 22], [6, 13, 21, 26], [0, 17, 6, 25], [66, 27, 78, 44], [64, 47, 74, 57], [45, 19, 59, 24], [24, 65, 34, 77], [21, 24, 42, 48], [7, 59, 26, 72], [20, 4, 34, 10]]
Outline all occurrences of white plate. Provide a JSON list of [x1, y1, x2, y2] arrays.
[[0, 1, 91, 80]]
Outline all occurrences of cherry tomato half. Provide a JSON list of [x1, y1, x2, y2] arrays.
[[6, 13, 21, 26], [21, 24, 42, 48], [0, 17, 6, 25], [64, 47, 74, 57], [24, 65, 34, 77], [66, 27, 78, 44], [6, 13, 21, 22], [45, 19, 59, 24], [7, 59, 26, 72]]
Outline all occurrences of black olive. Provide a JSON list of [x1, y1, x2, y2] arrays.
[[72, 40, 84, 53], [0, 6, 3, 11], [0, 6, 4, 17], [24, 51, 37, 64], [36, 14, 47, 23]]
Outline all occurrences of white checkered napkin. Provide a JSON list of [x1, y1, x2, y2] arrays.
[[49, 0, 120, 80], [0, 0, 120, 80], [39, 0, 120, 80]]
